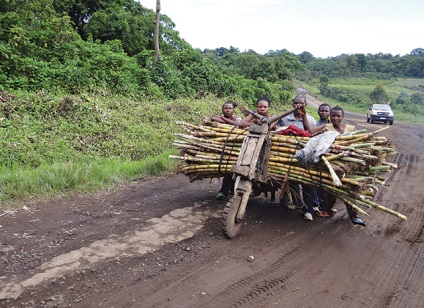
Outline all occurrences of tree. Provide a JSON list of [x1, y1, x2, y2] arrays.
[[356, 54, 367, 72], [369, 84, 389, 104], [404, 57, 424, 78], [273, 53, 304, 80], [395, 91, 410, 105], [299, 51, 315, 64], [410, 48, 424, 56], [53, 0, 102, 39], [154, 0, 160, 63], [410, 92, 424, 105], [319, 76, 329, 85]]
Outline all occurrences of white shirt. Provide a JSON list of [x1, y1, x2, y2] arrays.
[[277, 113, 316, 130]]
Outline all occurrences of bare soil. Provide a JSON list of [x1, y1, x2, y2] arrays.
[[1, 94, 424, 308]]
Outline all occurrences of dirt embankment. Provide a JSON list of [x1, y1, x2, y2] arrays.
[[1, 95, 424, 308]]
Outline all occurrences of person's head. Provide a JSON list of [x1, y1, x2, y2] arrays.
[[222, 101, 235, 118], [330, 105, 345, 126], [256, 97, 270, 116], [291, 95, 307, 115], [292, 95, 306, 107], [318, 103, 331, 121]]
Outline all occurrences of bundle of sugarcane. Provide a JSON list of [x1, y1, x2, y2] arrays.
[[170, 121, 406, 220]]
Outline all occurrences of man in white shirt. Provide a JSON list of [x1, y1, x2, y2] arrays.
[[276, 95, 316, 131], [276, 95, 319, 220]]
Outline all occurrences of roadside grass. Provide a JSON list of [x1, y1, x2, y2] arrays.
[[0, 150, 179, 207]]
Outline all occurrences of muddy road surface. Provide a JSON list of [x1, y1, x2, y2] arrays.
[[1, 109, 424, 307]]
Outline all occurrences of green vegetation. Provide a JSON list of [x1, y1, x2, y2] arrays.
[[0, 152, 177, 206], [303, 78, 424, 124], [1, 0, 423, 205]]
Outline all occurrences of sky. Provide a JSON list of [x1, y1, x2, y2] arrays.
[[139, 0, 424, 58]]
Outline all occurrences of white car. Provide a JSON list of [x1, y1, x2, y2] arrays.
[[367, 104, 394, 125]]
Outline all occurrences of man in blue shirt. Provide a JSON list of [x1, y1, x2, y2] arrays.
[[316, 103, 331, 125]]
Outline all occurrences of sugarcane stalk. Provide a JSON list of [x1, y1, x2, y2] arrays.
[[340, 197, 369, 215], [352, 129, 367, 135], [269, 151, 296, 158], [382, 161, 398, 169], [326, 151, 350, 161], [321, 156, 342, 187], [369, 165, 390, 172], [196, 154, 238, 161], [372, 125, 390, 135], [340, 157, 366, 165], [351, 142, 375, 148], [370, 146, 394, 152], [270, 146, 298, 154]]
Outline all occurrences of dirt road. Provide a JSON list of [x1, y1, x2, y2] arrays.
[[1, 98, 424, 308]]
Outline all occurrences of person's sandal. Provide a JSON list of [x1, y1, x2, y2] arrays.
[[286, 201, 296, 210], [316, 210, 334, 218]]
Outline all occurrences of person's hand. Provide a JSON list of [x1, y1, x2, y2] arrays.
[[275, 126, 288, 133], [295, 103, 306, 115]]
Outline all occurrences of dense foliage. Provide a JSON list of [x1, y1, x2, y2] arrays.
[[2, 0, 422, 108], [301, 49, 424, 79], [0, 0, 299, 106]]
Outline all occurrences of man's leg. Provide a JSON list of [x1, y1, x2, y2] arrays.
[[345, 203, 366, 226], [217, 174, 232, 199]]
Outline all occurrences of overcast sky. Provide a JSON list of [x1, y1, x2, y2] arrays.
[[139, 0, 423, 58]]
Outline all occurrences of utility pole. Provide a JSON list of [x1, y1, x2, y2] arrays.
[[154, 0, 160, 63]]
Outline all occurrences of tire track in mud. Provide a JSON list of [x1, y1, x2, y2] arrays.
[[376, 134, 424, 308], [404, 153, 418, 176], [277, 228, 387, 308], [361, 143, 424, 307], [381, 151, 424, 243], [386, 232, 424, 308], [0, 203, 220, 301], [210, 223, 351, 308], [212, 140, 424, 307]]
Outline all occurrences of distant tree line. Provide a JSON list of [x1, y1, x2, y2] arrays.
[[301, 49, 424, 79], [0, 0, 423, 109]]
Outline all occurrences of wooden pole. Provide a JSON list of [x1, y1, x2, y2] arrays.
[[154, 0, 160, 63]]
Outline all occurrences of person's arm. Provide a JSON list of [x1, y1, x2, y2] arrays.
[[210, 115, 226, 123], [221, 116, 241, 126], [300, 107, 325, 133], [238, 114, 255, 128], [269, 115, 278, 130], [309, 123, 327, 133], [301, 114, 311, 131], [298, 104, 314, 132]]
